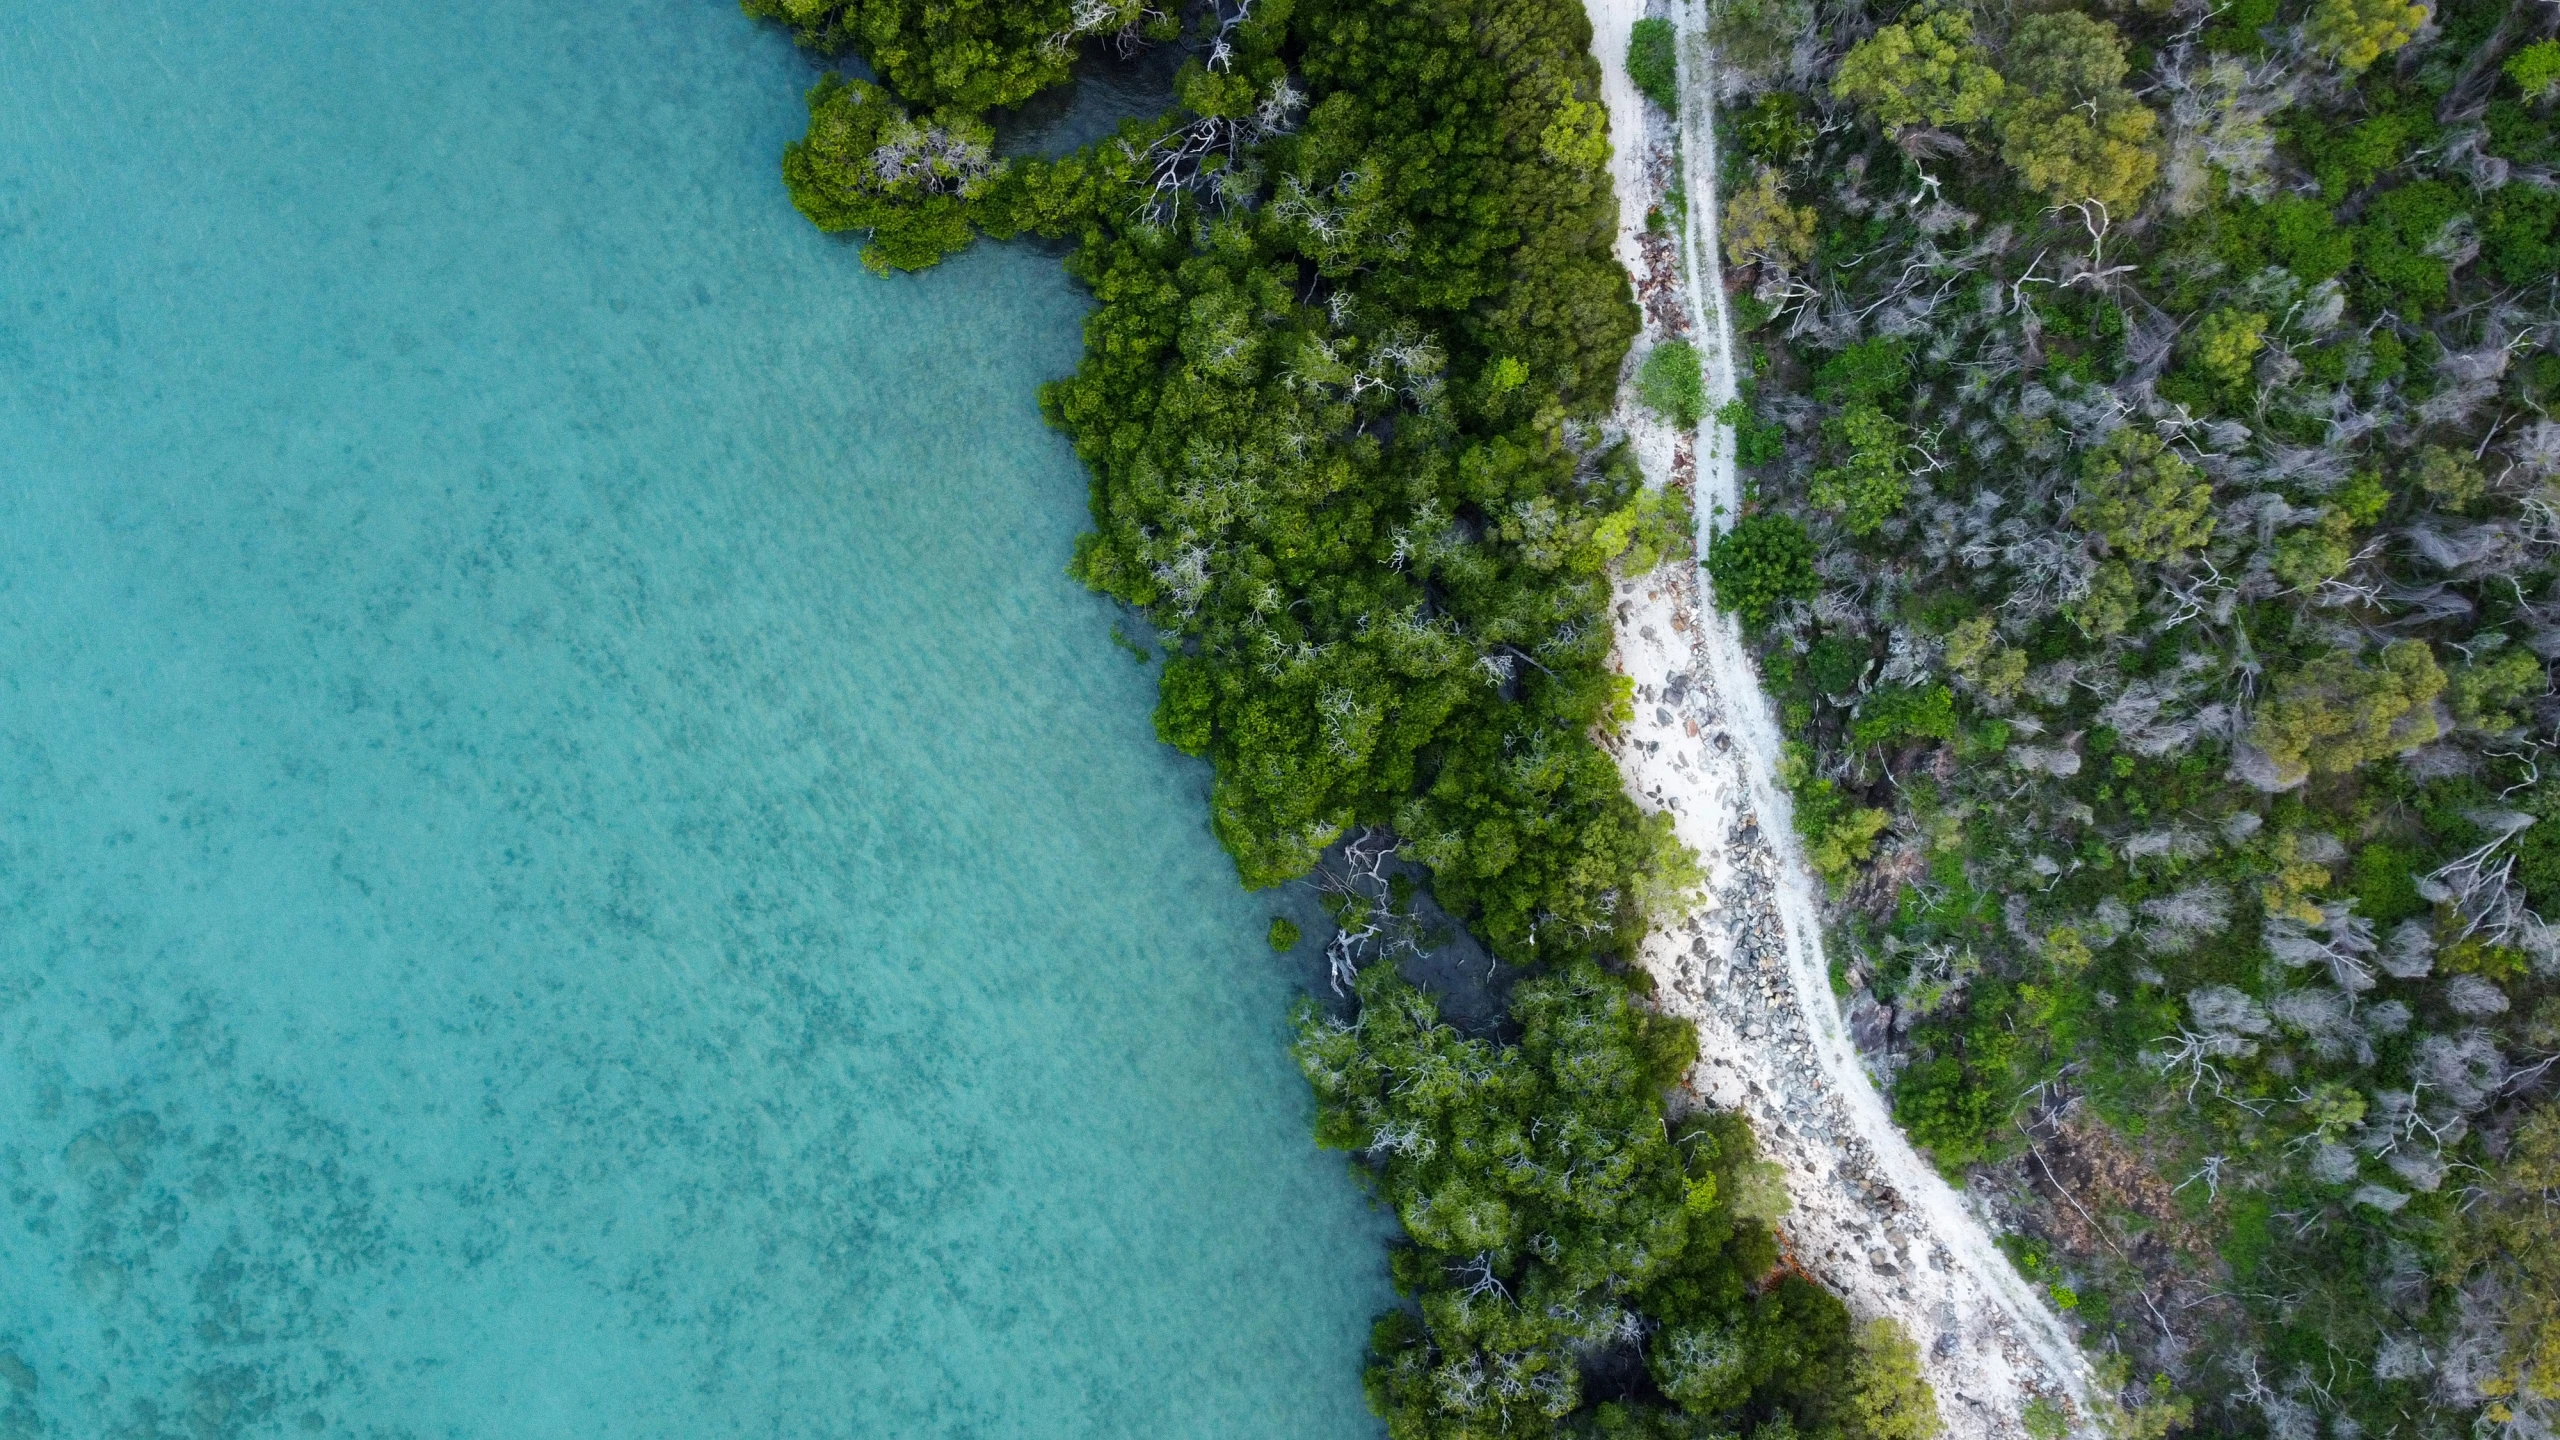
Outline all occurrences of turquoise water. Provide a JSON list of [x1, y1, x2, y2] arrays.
[[0, 3, 1390, 1435]]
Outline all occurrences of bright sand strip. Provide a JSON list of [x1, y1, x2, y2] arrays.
[[1582, 3, 2100, 1433]]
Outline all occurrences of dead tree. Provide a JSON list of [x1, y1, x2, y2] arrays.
[[1314, 826, 1419, 992]]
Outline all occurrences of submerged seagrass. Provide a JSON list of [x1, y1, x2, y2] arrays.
[[0, 0, 1393, 1431]]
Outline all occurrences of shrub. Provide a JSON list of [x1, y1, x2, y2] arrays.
[[2307, 0, 2428, 72], [2253, 196, 2356, 283], [1734, 93, 1814, 165], [1717, 397, 1789, 466], [2411, 444, 2486, 513], [2356, 181, 2465, 314], [1895, 1055, 2002, 1166], [2507, 39, 2560, 100], [1813, 337, 1909, 407], [2304, 106, 2427, 202], [1640, 340, 1708, 429], [2351, 844, 2425, 923], [1809, 404, 1908, 536], [2075, 428, 2215, 565], [1830, 1, 2002, 130], [1946, 616, 2027, 698], [2204, 0, 2278, 52], [2483, 185, 2560, 287], [1707, 514, 1818, 625], [1627, 18, 1679, 112], [1852, 684, 1958, 749], [2272, 512, 2357, 590], [1807, 635, 1871, 696]]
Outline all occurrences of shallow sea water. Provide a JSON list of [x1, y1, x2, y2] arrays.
[[0, 2, 1389, 1434]]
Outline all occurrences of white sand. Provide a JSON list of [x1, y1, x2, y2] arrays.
[[1583, 4, 2100, 1433]]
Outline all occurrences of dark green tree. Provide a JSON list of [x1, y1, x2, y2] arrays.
[[1707, 514, 1818, 626]]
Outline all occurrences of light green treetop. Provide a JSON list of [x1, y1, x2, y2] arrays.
[[1832, 2, 2006, 130], [1994, 12, 2161, 212], [2507, 39, 2560, 100], [1843, 1319, 1941, 1440], [1809, 404, 1909, 536], [2450, 647, 2550, 732], [2251, 640, 2447, 784], [2074, 428, 2215, 565], [2306, 0, 2429, 73], [1724, 166, 1819, 270], [2190, 308, 2268, 392]]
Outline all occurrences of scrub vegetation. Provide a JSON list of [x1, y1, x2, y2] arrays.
[[744, 0, 1908, 1435], [1708, 0, 2560, 1431]]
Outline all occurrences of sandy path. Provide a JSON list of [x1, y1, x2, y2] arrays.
[[1582, 5, 2099, 1434]]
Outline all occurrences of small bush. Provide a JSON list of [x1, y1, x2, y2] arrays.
[[1716, 397, 1789, 466], [1267, 917, 1302, 952], [1707, 513, 1818, 625], [2351, 844, 2425, 923], [1852, 684, 1958, 749], [1639, 339, 1707, 429], [1628, 18, 1679, 112], [1813, 337, 1909, 407], [1807, 635, 1871, 695]]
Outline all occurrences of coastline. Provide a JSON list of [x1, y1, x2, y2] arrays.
[[1582, 4, 2100, 1434]]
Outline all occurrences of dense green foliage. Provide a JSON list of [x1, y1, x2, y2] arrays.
[[745, 0, 1890, 1433], [1716, 0, 2560, 1432], [1829, 1, 2002, 131], [782, 74, 991, 272], [1627, 18, 1679, 115], [1026, 0, 1699, 967], [1706, 514, 1817, 626], [743, 0, 1168, 114], [1640, 340, 1708, 430], [1297, 962, 1931, 1439]]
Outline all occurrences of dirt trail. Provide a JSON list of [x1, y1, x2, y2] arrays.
[[1582, 5, 2099, 1434]]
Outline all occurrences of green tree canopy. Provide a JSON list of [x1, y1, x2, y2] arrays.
[[744, 0, 1160, 115], [2188, 307, 2267, 393], [1994, 12, 2160, 212], [1013, 0, 1703, 967], [781, 74, 995, 272], [1723, 166, 1818, 270], [1708, 514, 1820, 625], [1297, 962, 1846, 1439], [2508, 38, 2560, 99], [2449, 647, 2549, 731], [2250, 639, 2446, 784], [1831, 2, 2005, 130], [2073, 428, 2215, 565], [1843, 1319, 1941, 1440], [2305, 0, 2428, 72], [1809, 403, 1908, 535]]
